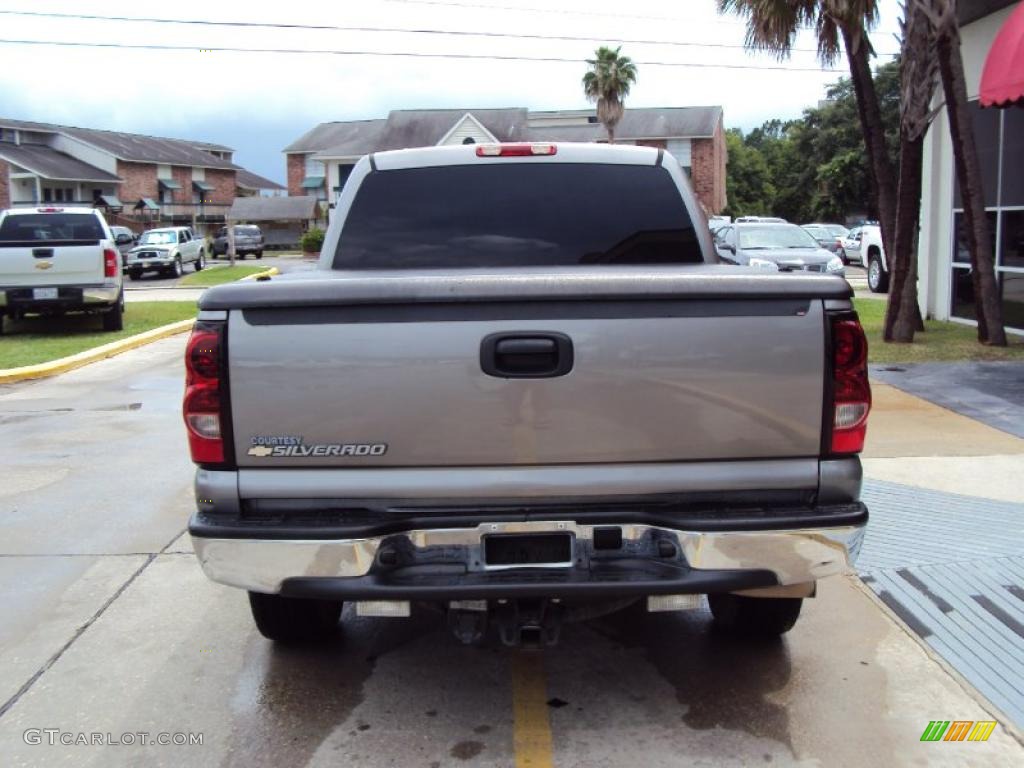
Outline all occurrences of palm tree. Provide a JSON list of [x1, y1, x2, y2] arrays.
[[718, 1, 898, 288], [582, 46, 638, 143], [919, 0, 1007, 346], [885, 0, 937, 343]]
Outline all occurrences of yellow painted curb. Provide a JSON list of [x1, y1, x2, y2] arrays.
[[240, 266, 279, 281], [0, 318, 195, 384]]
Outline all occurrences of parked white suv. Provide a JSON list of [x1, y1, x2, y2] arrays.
[[0, 206, 124, 333], [126, 226, 206, 280], [842, 224, 888, 292]]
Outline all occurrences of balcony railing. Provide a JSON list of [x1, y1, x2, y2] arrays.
[[9, 200, 230, 217], [157, 202, 231, 218]]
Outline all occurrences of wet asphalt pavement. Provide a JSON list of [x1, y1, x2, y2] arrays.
[[0, 338, 1021, 767]]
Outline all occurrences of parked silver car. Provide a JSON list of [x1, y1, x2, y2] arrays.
[[715, 222, 846, 276]]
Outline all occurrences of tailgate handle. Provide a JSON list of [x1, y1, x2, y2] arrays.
[[32, 248, 54, 258], [481, 332, 574, 378]]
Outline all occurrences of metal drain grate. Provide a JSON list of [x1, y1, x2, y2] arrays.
[[858, 479, 1024, 726]]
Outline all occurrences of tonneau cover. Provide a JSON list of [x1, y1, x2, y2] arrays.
[[198, 265, 853, 310]]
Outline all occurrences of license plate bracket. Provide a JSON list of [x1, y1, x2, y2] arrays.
[[33, 287, 58, 300], [483, 533, 573, 568]]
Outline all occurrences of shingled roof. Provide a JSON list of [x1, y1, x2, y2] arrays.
[[373, 109, 529, 151], [289, 106, 720, 159], [284, 119, 387, 154], [0, 143, 121, 182], [228, 195, 319, 222], [529, 107, 723, 141], [236, 168, 286, 191], [59, 127, 236, 169], [0, 117, 236, 168]]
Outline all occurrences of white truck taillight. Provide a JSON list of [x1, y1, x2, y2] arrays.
[[830, 315, 871, 454], [184, 321, 227, 464], [103, 247, 119, 278]]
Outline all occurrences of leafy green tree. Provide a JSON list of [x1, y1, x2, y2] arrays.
[[723, 61, 899, 224], [582, 46, 638, 143], [719, 0, 898, 271], [723, 129, 776, 218]]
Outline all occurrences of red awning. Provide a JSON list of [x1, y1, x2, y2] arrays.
[[980, 1, 1024, 107]]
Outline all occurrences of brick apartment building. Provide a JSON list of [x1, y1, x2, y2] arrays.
[[0, 118, 283, 234], [283, 106, 728, 217]]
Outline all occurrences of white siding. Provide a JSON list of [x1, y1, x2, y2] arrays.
[[50, 134, 118, 175], [305, 157, 325, 176], [438, 115, 496, 146], [666, 138, 692, 168], [10, 177, 36, 202], [157, 163, 172, 179], [917, 5, 1016, 323], [192, 166, 205, 181]]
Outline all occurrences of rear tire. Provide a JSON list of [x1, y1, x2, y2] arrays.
[[868, 252, 889, 293], [101, 294, 124, 332], [708, 594, 802, 637], [194, 250, 205, 271], [255, 250, 264, 259], [128, 270, 142, 281], [248, 592, 343, 643]]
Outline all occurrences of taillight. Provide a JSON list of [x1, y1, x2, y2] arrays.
[[476, 143, 557, 157], [103, 248, 119, 278], [830, 315, 871, 454], [184, 321, 227, 464]]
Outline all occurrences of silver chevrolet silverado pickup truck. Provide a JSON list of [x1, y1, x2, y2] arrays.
[[185, 143, 870, 646]]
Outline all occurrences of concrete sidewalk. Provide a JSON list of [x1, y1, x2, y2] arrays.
[[861, 378, 1024, 729]]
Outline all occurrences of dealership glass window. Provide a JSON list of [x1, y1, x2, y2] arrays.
[[1001, 209, 1024, 269], [1002, 271, 1024, 330], [949, 101, 1024, 331], [951, 210, 997, 264], [953, 103, 1000, 208], [950, 265, 977, 321], [1002, 109, 1023, 206]]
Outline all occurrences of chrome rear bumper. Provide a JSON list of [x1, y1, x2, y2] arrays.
[[191, 519, 865, 596]]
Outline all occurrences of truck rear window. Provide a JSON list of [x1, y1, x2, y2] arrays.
[[0, 213, 104, 242], [333, 163, 703, 269]]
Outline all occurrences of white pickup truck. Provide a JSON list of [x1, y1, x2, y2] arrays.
[[0, 206, 124, 334]]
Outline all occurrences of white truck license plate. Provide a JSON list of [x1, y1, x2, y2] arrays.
[[33, 287, 59, 300]]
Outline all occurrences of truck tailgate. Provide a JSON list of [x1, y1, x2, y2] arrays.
[[0, 244, 104, 286], [225, 278, 828, 467]]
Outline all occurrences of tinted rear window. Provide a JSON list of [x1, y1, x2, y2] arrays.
[[0, 213, 104, 242], [333, 163, 702, 269]]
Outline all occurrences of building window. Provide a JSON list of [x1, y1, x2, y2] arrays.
[[305, 157, 325, 177], [949, 101, 1024, 331], [43, 188, 52, 202]]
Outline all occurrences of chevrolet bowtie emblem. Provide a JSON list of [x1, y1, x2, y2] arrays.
[[35, 261, 53, 270]]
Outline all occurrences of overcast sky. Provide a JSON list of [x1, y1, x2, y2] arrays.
[[0, 0, 904, 183]]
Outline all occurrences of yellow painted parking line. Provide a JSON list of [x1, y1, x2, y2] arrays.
[[512, 651, 555, 768]]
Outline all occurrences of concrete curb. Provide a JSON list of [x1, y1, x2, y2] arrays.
[[0, 318, 195, 384]]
